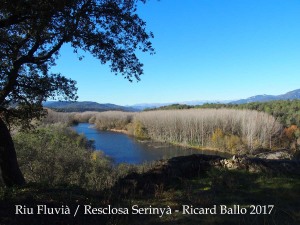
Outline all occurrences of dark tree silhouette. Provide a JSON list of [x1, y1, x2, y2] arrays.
[[0, 0, 154, 186]]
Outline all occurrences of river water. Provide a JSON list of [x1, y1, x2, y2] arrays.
[[72, 123, 227, 164]]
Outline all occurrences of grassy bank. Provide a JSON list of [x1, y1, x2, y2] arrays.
[[0, 163, 299, 225]]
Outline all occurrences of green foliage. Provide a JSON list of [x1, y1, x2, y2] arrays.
[[85, 151, 114, 190], [11, 124, 158, 190], [145, 104, 192, 111], [0, 0, 154, 126], [13, 124, 115, 190], [0, 0, 154, 186]]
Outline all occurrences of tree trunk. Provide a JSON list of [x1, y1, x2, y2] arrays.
[[0, 117, 25, 186]]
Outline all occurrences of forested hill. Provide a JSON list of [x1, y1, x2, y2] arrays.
[[43, 101, 138, 112], [230, 89, 300, 104]]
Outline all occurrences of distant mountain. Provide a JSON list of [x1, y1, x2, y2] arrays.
[[178, 100, 232, 106], [280, 89, 300, 99], [43, 101, 138, 112], [230, 89, 300, 104], [44, 89, 300, 112], [129, 103, 171, 111]]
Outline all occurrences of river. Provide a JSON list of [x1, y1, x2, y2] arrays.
[[72, 123, 228, 164]]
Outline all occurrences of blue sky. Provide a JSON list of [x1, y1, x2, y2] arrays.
[[51, 0, 300, 105]]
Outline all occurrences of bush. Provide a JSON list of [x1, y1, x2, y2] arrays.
[[13, 124, 114, 190], [133, 121, 149, 140], [225, 134, 243, 154], [211, 128, 225, 150]]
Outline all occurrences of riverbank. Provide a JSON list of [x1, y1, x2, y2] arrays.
[[72, 123, 201, 164], [109, 128, 131, 135], [104, 127, 293, 160], [104, 126, 235, 159]]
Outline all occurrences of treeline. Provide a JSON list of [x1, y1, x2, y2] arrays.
[[42, 109, 98, 125], [149, 100, 300, 128], [146, 104, 193, 110], [147, 100, 300, 150], [135, 109, 282, 153], [198, 100, 300, 128]]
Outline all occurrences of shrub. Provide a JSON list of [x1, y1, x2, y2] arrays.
[[13, 124, 114, 190], [225, 134, 243, 154], [211, 128, 225, 150], [133, 121, 149, 140]]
